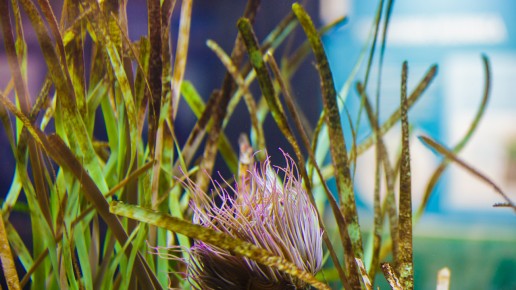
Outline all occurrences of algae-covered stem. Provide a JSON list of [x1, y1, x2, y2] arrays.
[[194, 0, 261, 193], [292, 3, 364, 288], [398, 61, 414, 289]]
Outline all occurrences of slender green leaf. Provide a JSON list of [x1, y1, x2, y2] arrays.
[[292, 4, 363, 287], [398, 61, 413, 290], [419, 136, 516, 212], [381, 263, 403, 290], [181, 81, 239, 173], [0, 211, 21, 290], [265, 51, 351, 289], [284, 16, 347, 78], [355, 258, 372, 290], [362, 0, 385, 89], [353, 64, 438, 159], [171, 0, 192, 119], [416, 55, 491, 220], [356, 82, 399, 277], [193, 0, 262, 192], [146, 0, 163, 156], [5, 221, 32, 272], [207, 39, 267, 156]]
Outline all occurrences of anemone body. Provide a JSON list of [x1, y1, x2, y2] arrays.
[[185, 154, 323, 290]]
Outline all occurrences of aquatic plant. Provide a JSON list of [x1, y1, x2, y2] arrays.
[[0, 0, 513, 289]]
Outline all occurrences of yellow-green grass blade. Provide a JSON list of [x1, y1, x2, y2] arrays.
[[320, 64, 438, 177], [398, 61, 413, 290], [348, 0, 387, 164], [283, 15, 347, 78], [417, 55, 491, 221], [192, 0, 262, 192], [101, 224, 141, 290], [94, 232, 115, 289], [171, 0, 193, 119], [292, 4, 363, 287], [2, 167, 23, 216], [62, 1, 88, 119], [120, 223, 150, 290], [5, 221, 33, 273], [419, 136, 516, 212], [0, 210, 21, 290], [265, 51, 352, 290], [168, 185, 191, 251], [99, 95, 118, 177], [61, 228, 81, 290], [73, 222, 94, 290], [86, 78, 110, 123], [206, 39, 267, 156], [353, 64, 437, 159], [155, 227, 169, 288], [239, 17, 353, 289], [181, 81, 239, 174], [236, 19, 292, 153], [146, 0, 163, 155], [17, 166, 60, 288], [362, 0, 386, 90], [356, 82, 399, 279], [0, 0, 30, 116], [381, 262, 403, 290]]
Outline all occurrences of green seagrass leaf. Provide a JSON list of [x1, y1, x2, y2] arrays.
[[398, 61, 414, 290], [292, 4, 363, 287]]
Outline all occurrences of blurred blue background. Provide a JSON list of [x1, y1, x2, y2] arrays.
[[323, 0, 516, 225], [322, 0, 516, 288]]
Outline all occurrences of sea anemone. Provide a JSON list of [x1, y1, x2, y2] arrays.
[[182, 152, 323, 289]]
